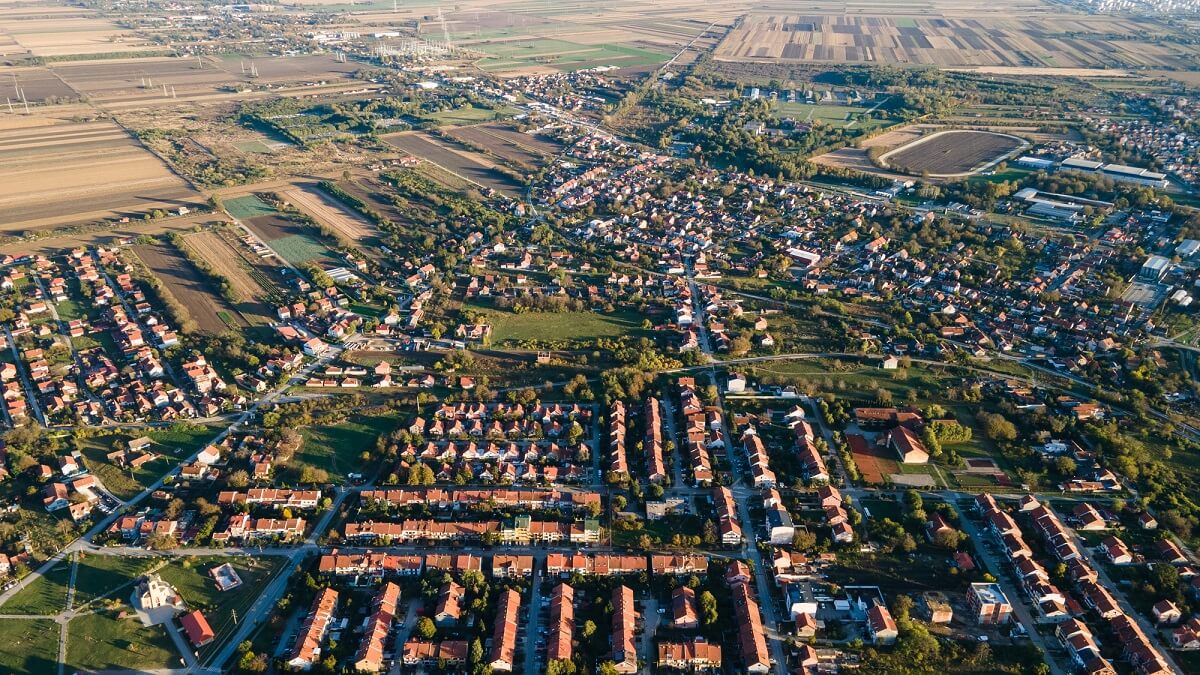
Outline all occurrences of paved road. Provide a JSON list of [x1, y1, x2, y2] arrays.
[[522, 563, 544, 675], [953, 496, 1066, 675]]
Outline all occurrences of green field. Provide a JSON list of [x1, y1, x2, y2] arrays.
[[156, 556, 288, 661], [465, 304, 648, 345], [235, 139, 278, 154], [73, 554, 164, 607], [66, 603, 177, 672], [773, 102, 885, 130], [0, 559, 71, 615], [475, 39, 667, 72], [268, 233, 332, 266], [224, 195, 276, 220], [422, 105, 519, 126], [0, 619, 60, 673], [288, 414, 400, 481]]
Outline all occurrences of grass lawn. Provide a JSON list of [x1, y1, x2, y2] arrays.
[[72, 554, 164, 607], [465, 303, 647, 345], [0, 559, 71, 615], [54, 297, 85, 322], [66, 602, 178, 672], [0, 618, 61, 673], [267, 233, 334, 266], [288, 414, 400, 481], [156, 555, 288, 661], [422, 105, 518, 126]]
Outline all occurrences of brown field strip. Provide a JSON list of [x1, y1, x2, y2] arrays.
[[278, 185, 378, 246], [179, 231, 279, 324], [383, 131, 524, 195], [133, 242, 244, 334]]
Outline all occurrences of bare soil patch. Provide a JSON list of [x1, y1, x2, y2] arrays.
[[133, 242, 244, 334]]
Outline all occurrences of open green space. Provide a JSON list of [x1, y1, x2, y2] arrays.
[[234, 139, 278, 154], [66, 602, 177, 672], [73, 554, 164, 607], [464, 303, 649, 345], [0, 559, 71, 615], [773, 102, 876, 127], [156, 555, 288, 661], [289, 414, 400, 481], [0, 618, 60, 673], [224, 195, 276, 220], [421, 105, 519, 126]]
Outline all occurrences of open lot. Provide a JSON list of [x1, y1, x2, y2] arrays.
[[156, 555, 287, 661], [714, 12, 1200, 69], [383, 131, 524, 195], [133, 241, 246, 334], [66, 602, 177, 672], [879, 129, 1027, 177], [0, 119, 203, 232], [0, 66, 79, 103], [465, 302, 648, 345], [0, 558, 70, 615]]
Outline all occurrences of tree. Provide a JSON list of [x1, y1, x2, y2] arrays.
[[597, 662, 621, 675], [1053, 456, 1077, 477], [469, 637, 484, 666], [699, 590, 718, 626], [977, 412, 1017, 442], [546, 659, 576, 675], [792, 530, 818, 550], [581, 619, 597, 639], [415, 616, 436, 639]]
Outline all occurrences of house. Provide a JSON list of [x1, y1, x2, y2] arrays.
[[672, 586, 699, 629], [548, 583, 575, 663], [488, 589, 520, 673], [726, 373, 746, 393], [867, 604, 898, 645], [611, 585, 638, 674], [657, 639, 722, 671], [885, 426, 929, 464], [920, 592, 954, 624], [434, 581, 464, 627], [353, 582, 401, 673], [180, 610, 215, 647], [1152, 599, 1182, 625]]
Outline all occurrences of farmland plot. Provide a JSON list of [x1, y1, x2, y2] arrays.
[[0, 119, 202, 231], [448, 124, 554, 171], [278, 185, 378, 247], [383, 131, 524, 195], [133, 242, 245, 333], [180, 230, 280, 324], [879, 130, 1027, 177]]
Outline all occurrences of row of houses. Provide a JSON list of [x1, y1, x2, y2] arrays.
[[341, 516, 601, 545]]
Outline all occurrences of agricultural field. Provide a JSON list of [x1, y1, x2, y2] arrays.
[[472, 37, 670, 74], [278, 184, 379, 249], [179, 229, 285, 324], [447, 123, 561, 171], [879, 130, 1027, 177], [1, 66, 80, 104], [772, 101, 891, 132], [0, 118, 203, 232], [383, 131, 525, 195], [132, 241, 246, 334], [4, 16, 154, 58], [243, 213, 339, 267], [714, 12, 1200, 69]]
